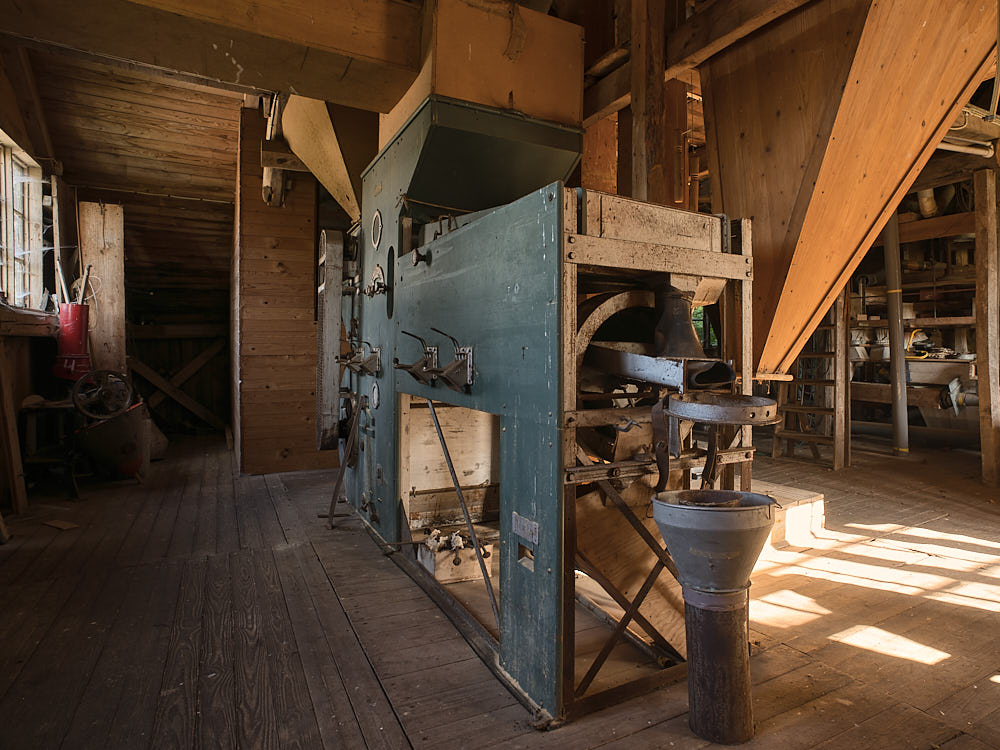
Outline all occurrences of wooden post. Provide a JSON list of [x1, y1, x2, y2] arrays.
[[581, 114, 618, 194], [663, 77, 689, 208], [0, 339, 27, 514], [834, 286, 850, 469], [630, 0, 666, 203], [974, 169, 1000, 486], [882, 212, 908, 456], [617, 108, 632, 197], [79, 202, 126, 373]]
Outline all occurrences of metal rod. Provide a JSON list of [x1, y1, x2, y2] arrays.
[[576, 551, 684, 662], [326, 398, 361, 527], [575, 559, 665, 697], [881, 212, 909, 456], [426, 399, 500, 628], [576, 444, 680, 579]]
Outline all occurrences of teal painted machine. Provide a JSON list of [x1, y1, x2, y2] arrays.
[[335, 95, 757, 722]]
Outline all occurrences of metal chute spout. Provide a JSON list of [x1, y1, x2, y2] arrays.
[[654, 284, 704, 359], [686, 360, 736, 389]]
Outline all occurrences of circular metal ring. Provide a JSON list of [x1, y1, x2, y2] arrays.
[[664, 392, 779, 425]]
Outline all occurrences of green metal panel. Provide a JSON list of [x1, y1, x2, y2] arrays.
[[345, 95, 581, 718], [394, 184, 566, 716]]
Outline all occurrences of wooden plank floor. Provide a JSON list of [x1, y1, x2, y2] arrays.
[[0, 436, 997, 749]]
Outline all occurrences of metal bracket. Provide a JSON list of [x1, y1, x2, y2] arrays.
[[340, 342, 381, 376], [394, 331, 439, 386], [362, 264, 387, 297], [428, 327, 475, 392]]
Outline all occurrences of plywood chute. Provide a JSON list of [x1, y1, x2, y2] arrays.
[[702, 0, 997, 374]]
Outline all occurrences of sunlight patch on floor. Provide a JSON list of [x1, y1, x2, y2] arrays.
[[829, 625, 951, 665], [750, 590, 832, 628]]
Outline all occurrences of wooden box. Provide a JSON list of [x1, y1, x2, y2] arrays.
[[378, 0, 584, 149]]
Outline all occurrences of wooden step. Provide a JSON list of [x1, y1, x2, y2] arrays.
[[778, 405, 835, 415], [796, 352, 835, 358], [791, 378, 835, 386], [774, 429, 835, 444]]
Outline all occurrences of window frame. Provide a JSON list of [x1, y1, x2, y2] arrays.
[[0, 133, 45, 310]]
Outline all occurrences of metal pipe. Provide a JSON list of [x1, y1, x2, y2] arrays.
[[881, 213, 909, 456], [426, 399, 500, 628], [936, 140, 995, 158]]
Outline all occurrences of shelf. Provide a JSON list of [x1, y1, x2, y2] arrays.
[[853, 316, 975, 328]]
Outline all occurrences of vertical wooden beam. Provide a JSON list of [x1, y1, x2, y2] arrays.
[[663, 77, 689, 208], [581, 114, 618, 194], [617, 107, 632, 197], [833, 285, 849, 470], [79, 202, 126, 373], [630, 0, 666, 203], [974, 169, 1000, 486], [0, 338, 27, 514], [882, 211, 908, 457]]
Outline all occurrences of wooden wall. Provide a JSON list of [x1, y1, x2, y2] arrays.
[[234, 107, 335, 474]]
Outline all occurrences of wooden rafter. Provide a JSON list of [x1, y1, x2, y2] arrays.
[[702, 0, 998, 374], [0, 0, 420, 112]]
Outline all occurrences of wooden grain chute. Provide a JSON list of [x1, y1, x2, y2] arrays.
[[701, 0, 998, 374]]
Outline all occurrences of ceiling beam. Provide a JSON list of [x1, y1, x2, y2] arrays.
[[583, 0, 813, 126], [121, 0, 421, 70], [0, 0, 421, 112]]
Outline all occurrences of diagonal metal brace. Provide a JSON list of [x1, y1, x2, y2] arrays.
[[576, 550, 684, 664], [576, 444, 679, 580], [574, 559, 666, 698]]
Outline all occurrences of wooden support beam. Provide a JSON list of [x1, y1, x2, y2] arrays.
[[282, 95, 360, 221], [850, 381, 943, 409], [0, 0, 419, 113], [581, 114, 618, 194], [872, 212, 976, 246], [703, 0, 997, 375], [833, 287, 850, 469], [911, 148, 1000, 193], [630, 0, 666, 203], [121, 0, 419, 70], [79, 202, 126, 373], [974, 169, 1000, 486], [260, 141, 309, 172], [0, 339, 27, 514], [128, 355, 226, 431], [147, 338, 225, 410], [584, 0, 813, 125]]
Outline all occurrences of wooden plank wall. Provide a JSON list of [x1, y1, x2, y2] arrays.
[[234, 107, 335, 474]]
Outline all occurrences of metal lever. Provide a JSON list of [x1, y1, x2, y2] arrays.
[[393, 331, 439, 386], [428, 327, 474, 392], [340, 342, 381, 376]]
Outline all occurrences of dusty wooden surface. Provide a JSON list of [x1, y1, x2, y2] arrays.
[[0, 435, 997, 749]]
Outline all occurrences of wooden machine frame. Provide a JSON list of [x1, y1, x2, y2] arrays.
[[556, 188, 753, 718]]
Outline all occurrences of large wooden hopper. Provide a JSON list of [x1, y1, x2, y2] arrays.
[[701, 0, 997, 374]]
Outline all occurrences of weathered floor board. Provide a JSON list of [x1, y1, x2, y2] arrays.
[[0, 436, 996, 749]]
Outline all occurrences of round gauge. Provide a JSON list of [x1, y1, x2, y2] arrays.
[[371, 381, 381, 409], [371, 209, 383, 249]]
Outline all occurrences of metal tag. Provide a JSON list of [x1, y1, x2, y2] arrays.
[[512, 512, 539, 545]]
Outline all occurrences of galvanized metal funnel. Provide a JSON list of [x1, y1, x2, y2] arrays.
[[652, 490, 776, 593]]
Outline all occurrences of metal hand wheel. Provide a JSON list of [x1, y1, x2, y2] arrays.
[[71, 370, 133, 420]]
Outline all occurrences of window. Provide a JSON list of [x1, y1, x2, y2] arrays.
[[0, 138, 45, 310]]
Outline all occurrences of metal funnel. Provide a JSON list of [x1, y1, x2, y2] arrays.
[[652, 490, 776, 593]]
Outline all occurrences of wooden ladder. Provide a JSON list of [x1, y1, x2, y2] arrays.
[[772, 288, 851, 469]]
